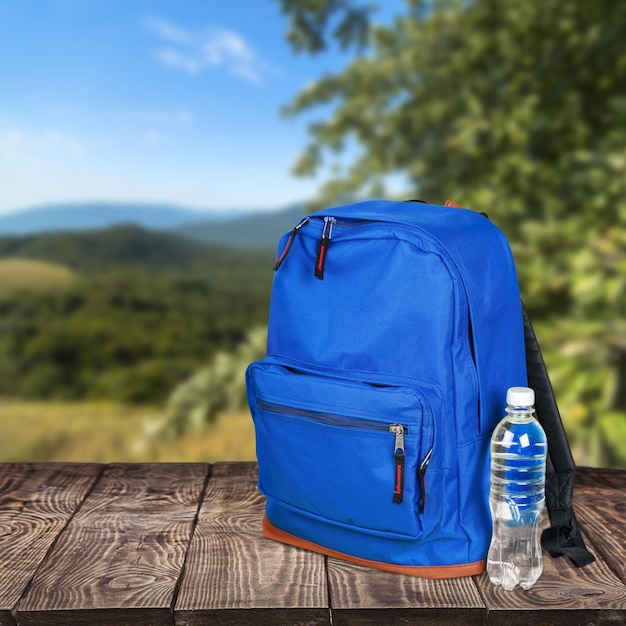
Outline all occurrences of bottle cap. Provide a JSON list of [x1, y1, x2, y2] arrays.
[[506, 386, 535, 407]]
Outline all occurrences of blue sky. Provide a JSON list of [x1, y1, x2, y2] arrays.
[[0, 0, 391, 216]]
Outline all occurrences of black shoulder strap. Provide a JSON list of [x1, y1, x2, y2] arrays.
[[521, 302, 595, 567]]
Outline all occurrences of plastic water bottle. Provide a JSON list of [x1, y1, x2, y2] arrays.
[[487, 387, 547, 590]]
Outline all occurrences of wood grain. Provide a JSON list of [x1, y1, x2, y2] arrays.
[[475, 508, 626, 625], [0, 463, 102, 626], [575, 466, 626, 490], [175, 462, 329, 626], [476, 565, 626, 625], [16, 463, 208, 626], [575, 483, 626, 586], [1, 463, 625, 625], [328, 558, 485, 626]]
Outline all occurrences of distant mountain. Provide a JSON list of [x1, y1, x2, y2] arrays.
[[0, 202, 260, 235], [175, 204, 305, 249], [0, 224, 271, 274]]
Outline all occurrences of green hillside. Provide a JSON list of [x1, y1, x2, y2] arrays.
[[0, 226, 273, 405]]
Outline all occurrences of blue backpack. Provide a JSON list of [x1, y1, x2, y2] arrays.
[[246, 199, 593, 578]]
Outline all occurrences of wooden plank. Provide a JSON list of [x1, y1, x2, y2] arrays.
[[475, 511, 626, 626], [575, 466, 626, 490], [0, 463, 102, 626], [575, 484, 626, 586], [17, 463, 208, 626], [175, 462, 329, 626], [477, 563, 626, 625], [328, 558, 485, 626], [1, 462, 623, 625], [476, 468, 626, 623]]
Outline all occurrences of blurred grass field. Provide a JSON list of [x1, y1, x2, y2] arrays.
[[0, 258, 78, 296], [0, 401, 257, 463]]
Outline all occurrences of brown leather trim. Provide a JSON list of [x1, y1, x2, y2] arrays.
[[262, 516, 486, 579]]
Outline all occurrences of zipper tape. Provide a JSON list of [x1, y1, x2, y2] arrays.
[[257, 398, 410, 504]]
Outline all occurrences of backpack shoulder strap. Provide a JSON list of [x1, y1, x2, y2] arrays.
[[521, 302, 595, 567]]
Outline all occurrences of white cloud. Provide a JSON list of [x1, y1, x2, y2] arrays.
[[154, 48, 203, 74], [144, 16, 193, 45], [0, 127, 84, 161], [144, 16, 278, 85]]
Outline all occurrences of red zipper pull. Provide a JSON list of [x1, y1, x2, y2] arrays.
[[389, 424, 406, 504], [314, 216, 335, 280], [273, 216, 311, 271]]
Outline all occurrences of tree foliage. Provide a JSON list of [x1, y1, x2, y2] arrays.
[[143, 326, 267, 442], [275, 0, 375, 53], [273, 0, 626, 466]]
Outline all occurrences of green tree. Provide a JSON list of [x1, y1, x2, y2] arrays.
[[143, 326, 267, 442], [274, 0, 626, 466]]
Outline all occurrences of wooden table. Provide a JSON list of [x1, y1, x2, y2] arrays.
[[0, 462, 624, 626]]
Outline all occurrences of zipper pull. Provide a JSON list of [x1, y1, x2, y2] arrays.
[[419, 448, 433, 514], [389, 424, 406, 504], [314, 216, 335, 280], [273, 216, 311, 271]]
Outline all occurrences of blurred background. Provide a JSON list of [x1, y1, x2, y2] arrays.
[[0, 0, 624, 467]]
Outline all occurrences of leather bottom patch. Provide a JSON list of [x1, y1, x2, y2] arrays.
[[262, 516, 486, 579]]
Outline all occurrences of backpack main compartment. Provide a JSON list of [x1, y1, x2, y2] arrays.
[[246, 200, 527, 578]]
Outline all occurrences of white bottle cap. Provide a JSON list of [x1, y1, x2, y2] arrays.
[[506, 386, 535, 407]]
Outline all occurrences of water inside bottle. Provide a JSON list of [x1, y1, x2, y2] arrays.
[[487, 401, 547, 590], [487, 507, 544, 590]]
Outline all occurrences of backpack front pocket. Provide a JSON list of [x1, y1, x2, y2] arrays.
[[247, 360, 435, 540]]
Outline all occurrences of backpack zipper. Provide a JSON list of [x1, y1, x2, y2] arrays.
[[274, 215, 372, 277], [256, 397, 408, 504], [314, 216, 372, 279], [389, 423, 406, 504]]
